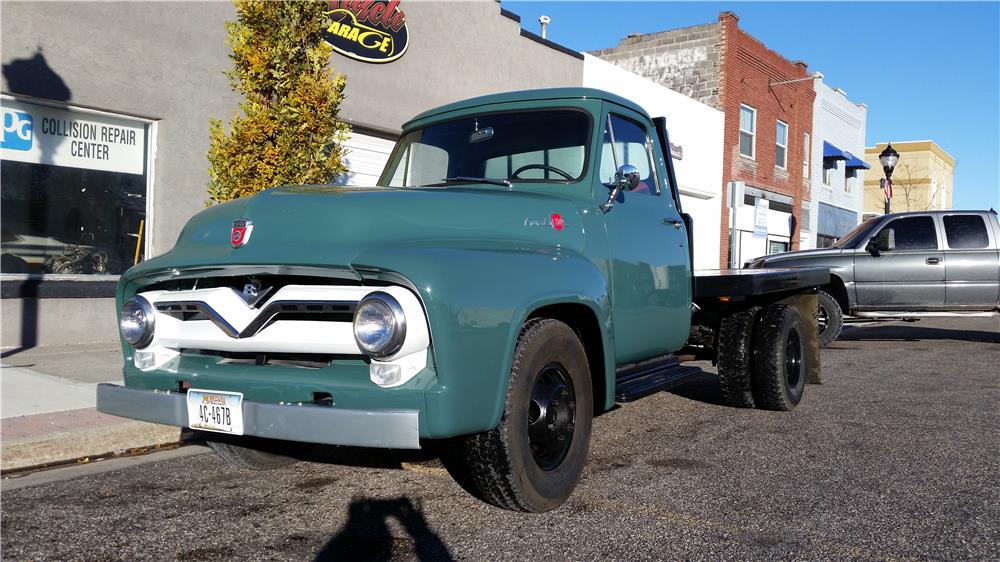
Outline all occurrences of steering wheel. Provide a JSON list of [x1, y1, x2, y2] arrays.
[[511, 164, 574, 180]]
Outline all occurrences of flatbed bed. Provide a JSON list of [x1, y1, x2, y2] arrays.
[[692, 267, 830, 299]]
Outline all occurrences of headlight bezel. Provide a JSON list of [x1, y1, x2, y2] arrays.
[[353, 291, 407, 359], [120, 295, 155, 349]]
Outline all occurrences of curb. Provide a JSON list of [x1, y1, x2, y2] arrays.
[[2, 416, 182, 472]]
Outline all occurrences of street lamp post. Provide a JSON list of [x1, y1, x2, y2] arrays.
[[879, 143, 899, 214]]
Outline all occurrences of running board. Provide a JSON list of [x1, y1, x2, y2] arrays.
[[614, 355, 703, 403], [853, 310, 999, 319]]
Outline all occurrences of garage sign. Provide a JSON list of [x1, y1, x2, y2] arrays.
[[324, 0, 409, 64]]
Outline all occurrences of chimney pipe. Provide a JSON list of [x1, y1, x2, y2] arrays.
[[539, 15, 551, 39]]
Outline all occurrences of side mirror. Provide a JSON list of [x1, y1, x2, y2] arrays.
[[616, 164, 641, 191], [601, 164, 640, 213], [866, 228, 896, 257]]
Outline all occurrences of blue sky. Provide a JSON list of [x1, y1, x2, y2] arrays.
[[505, 1, 1000, 210]]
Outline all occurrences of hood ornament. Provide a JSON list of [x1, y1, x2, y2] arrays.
[[231, 219, 253, 248]]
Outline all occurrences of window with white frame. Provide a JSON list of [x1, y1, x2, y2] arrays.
[[1, 96, 153, 275], [802, 132, 810, 178], [739, 105, 755, 159], [823, 161, 835, 186], [775, 120, 788, 169], [844, 168, 855, 193]]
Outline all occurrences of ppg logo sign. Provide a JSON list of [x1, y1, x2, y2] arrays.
[[2, 109, 33, 151]]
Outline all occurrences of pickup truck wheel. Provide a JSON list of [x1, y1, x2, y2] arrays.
[[203, 434, 302, 470], [750, 305, 806, 411], [817, 290, 844, 347], [457, 318, 593, 512], [716, 307, 760, 408]]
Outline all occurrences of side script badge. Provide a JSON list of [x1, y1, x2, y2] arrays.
[[231, 219, 253, 248]]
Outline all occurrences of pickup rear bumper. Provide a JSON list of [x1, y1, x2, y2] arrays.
[[96, 383, 421, 449]]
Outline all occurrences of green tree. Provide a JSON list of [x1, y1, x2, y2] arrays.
[[207, 0, 350, 203]]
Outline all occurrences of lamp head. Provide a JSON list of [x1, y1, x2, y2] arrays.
[[879, 143, 899, 178]]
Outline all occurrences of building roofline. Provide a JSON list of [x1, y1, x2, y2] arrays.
[[865, 140, 955, 165]]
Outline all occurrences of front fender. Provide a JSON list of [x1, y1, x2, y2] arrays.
[[353, 243, 613, 438]]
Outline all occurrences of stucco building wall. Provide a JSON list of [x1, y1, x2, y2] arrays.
[[863, 141, 955, 215], [1, 0, 586, 348]]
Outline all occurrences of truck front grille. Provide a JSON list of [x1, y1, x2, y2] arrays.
[[155, 301, 356, 339]]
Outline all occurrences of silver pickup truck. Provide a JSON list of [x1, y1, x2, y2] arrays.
[[747, 209, 1000, 345]]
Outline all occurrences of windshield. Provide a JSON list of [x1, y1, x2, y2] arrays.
[[831, 217, 879, 249], [379, 109, 591, 187]]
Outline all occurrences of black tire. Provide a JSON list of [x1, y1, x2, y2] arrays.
[[456, 318, 593, 512], [716, 307, 760, 408], [817, 290, 844, 347], [203, 433, 304, 470], [750, 305, 806, 411]]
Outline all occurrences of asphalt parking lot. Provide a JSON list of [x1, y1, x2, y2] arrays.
[[2, 317, 998, 561]]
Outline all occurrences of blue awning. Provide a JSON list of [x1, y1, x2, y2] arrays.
[[823, 141, 850, 160], [845, 155, 871, 170]]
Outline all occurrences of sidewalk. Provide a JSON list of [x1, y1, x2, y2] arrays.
[[1, 343, 182, 472]]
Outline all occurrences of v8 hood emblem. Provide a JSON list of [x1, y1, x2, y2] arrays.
[[231, 219, 253, 248]]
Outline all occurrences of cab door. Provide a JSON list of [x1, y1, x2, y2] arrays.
[[597, 106, 690, 363], [854, 214, 946, 309], [941, 213, 1000, 308]]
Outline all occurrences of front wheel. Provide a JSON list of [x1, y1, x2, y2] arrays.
[[816, 290, 844, 347], [454, 319, 593, 512], [203, 433, 306, 470]]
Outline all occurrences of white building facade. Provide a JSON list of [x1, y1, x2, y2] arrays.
[[582, 54, 725, 271], [804, 80, 869, 249]]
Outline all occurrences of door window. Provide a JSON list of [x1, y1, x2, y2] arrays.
[[943, 215, 990, 249], [879, 216, 938, 250], [600, 114, 657, 195]]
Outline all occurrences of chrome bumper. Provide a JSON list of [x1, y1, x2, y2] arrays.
[[96, 383, 420, 449]]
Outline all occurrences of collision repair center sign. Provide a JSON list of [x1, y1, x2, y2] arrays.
[[323, 0, 408, 64], [1, 98, 145, 175]]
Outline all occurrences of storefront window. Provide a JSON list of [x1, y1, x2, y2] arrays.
[[1, 98, 150, 275]]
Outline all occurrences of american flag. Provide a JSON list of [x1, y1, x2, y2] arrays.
[[881, 178, 893, 203]]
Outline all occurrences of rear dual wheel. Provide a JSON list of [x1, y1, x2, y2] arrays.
[[751, 305, 806, 411], [717, 304, 806, 411]]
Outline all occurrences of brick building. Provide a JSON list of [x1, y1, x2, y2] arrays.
[[592, 12, 816, 267]]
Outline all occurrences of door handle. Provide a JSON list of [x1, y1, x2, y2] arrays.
[[663, 218, 683, 229], [925, 257, 942, 265]]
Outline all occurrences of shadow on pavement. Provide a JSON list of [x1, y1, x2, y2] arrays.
[[668, 372, 729, 407], [839, 324, 1000, 344], [189, 430, 450, 470], [301, 443, 446, 469], [315, 497, 454, 562]]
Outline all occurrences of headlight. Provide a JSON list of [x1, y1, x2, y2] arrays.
[[120, 296, 155, 348], [353, 292, 406, 358]]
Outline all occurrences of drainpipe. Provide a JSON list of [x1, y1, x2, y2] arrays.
[[539, 15, 550, 39]]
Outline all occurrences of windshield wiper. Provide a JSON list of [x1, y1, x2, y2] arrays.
[[440, 176, 512, 188]]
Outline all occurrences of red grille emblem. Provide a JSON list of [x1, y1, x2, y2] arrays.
[[231, 219, 253, 248]]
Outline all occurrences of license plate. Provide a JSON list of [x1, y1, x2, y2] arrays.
[[186, 389, 244, 435]]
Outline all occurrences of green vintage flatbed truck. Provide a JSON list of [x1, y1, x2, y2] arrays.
[[98, 88, 828, 512]]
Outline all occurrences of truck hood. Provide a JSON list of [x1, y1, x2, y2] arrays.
[[749, 247, 848, 267], [134, 184, 587, 277]]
